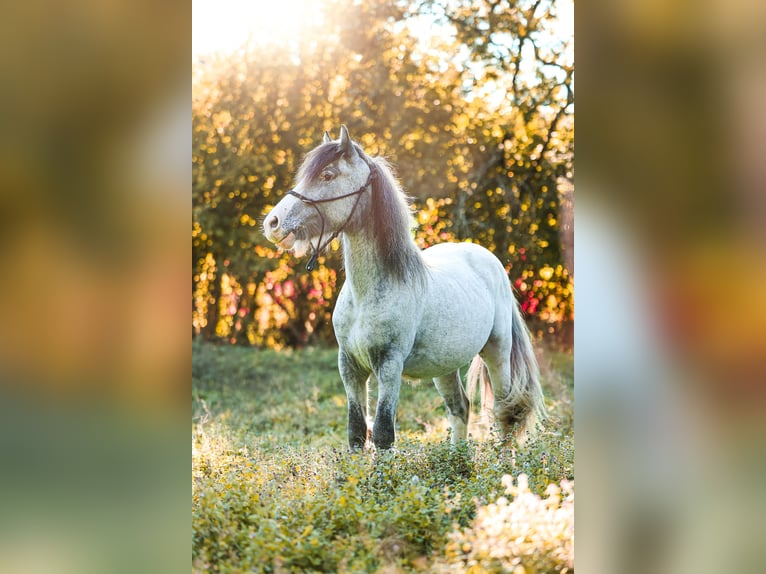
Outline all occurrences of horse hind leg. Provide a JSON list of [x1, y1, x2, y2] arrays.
[[433, 371, 470, 444]]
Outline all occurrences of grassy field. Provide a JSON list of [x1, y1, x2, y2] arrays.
[[192, 341, 573, 573]]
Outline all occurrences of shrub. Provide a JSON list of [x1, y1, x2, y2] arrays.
[[441, 474, 574, 573], [192, 344, 573, 572]]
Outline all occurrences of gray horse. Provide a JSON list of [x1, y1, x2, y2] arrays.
[[263, 125, 545, 449]]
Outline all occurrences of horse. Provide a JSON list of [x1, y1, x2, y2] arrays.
[[263, 125, 545, 450]]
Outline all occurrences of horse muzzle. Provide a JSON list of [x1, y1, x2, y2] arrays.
[[263, 197, 315, 258], [263, 195, 300, 242]]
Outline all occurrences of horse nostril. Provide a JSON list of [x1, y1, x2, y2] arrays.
[[267, 214, 279, 229]]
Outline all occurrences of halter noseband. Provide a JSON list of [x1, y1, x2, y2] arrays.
[[286, 157, 377, 271]]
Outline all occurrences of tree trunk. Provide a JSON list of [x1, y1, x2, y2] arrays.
[[557, 176, 574, 277]]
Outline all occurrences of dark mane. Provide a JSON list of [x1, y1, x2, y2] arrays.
[[295, 138, 428, 286], [367, 154, 428, 286]]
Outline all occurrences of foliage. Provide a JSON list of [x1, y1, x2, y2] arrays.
[[192, 0, 574, 348], [439, 474, 574, 573], [192, 342, 573, 572]]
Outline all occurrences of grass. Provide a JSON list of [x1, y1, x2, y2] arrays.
[[192, 341, 573, 573]]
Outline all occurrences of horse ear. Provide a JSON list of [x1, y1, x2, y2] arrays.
[[323, 130, 332, 144], [339, 124, 356, 157]]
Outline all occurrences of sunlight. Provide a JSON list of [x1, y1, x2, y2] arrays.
[[192, 0, 321, 57]]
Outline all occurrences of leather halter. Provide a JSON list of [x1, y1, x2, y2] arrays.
[[286, 157, 377, 271]]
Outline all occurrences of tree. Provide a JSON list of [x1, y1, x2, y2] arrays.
[[192, 0, 574, 346]]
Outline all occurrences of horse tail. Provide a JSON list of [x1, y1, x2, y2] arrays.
[[501, 299, 546, 439], [465, 355, 494, 431], [465, 300, 546, 442]]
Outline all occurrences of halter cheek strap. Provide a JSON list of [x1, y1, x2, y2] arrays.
[[286, 158, 377, 271]]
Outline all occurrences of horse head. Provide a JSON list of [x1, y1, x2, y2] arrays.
[[263, 125, 375, 266]]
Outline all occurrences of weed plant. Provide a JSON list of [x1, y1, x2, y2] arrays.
[[192, 341, 573, 572]]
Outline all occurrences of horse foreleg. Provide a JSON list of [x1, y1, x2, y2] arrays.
[[371, 348, 404, 450], [433, 371, 470, 444], [339, 350, 370, 450]]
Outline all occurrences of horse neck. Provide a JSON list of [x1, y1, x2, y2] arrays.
[[340, 156, 427, 298], [341, 228, 386, 298], [341, 225, 423, 299]]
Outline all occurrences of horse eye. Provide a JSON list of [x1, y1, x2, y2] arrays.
[[322, 171, 336, 181]]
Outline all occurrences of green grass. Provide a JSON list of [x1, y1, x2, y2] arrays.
[[192, 341, 573, 573]]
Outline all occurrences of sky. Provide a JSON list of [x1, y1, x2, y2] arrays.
[[192, 0, 574, 59], [192, 0, 321, 58]]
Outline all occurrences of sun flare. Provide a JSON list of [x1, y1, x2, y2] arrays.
[[193, 0, 320, 57]]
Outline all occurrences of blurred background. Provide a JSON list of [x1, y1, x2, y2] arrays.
[[0, 0, 189, 572], [577, 0, 766, 572]]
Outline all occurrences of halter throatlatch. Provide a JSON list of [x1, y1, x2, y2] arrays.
[[286, 158, 377, 271]]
